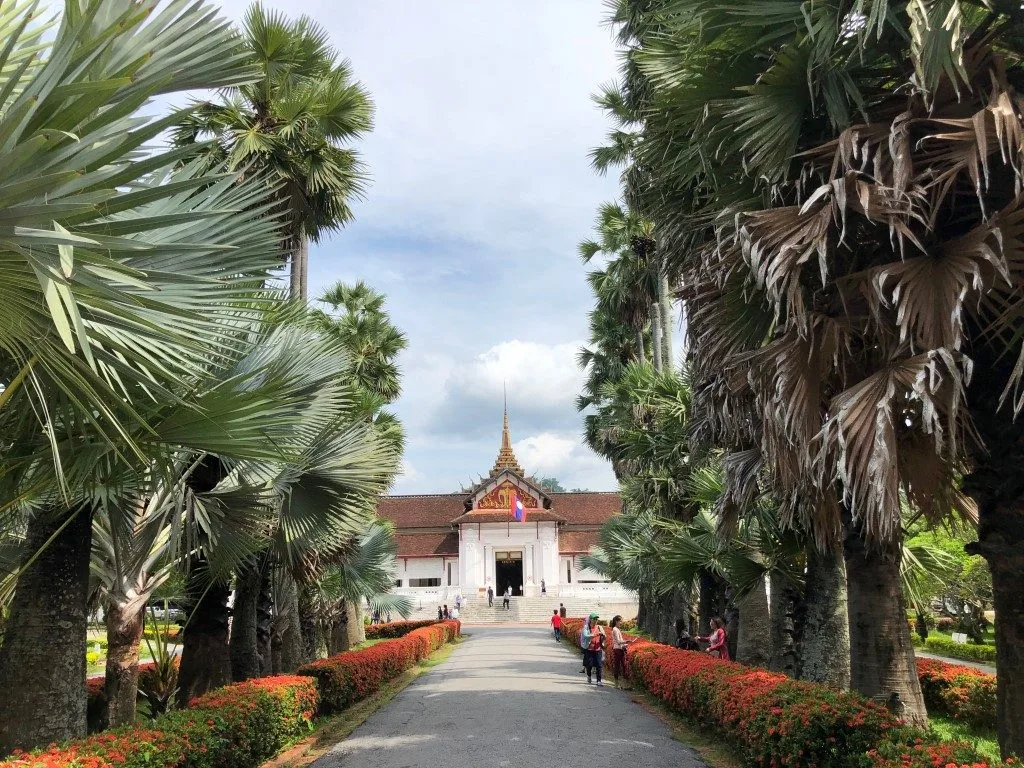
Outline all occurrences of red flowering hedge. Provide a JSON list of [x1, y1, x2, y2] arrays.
[[561, 618, 1005, 768], [1, 675, 317, 768], [297, 620, 460, 712], [365, 619, 441, 639], [916, 658, 996, 730], [5, 620, 461, 768]]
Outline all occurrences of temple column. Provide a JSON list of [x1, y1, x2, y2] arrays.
[[483, 544, 494, 590]]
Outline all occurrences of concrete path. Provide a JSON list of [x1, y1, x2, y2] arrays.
[[915, 649, 996, 675], [313, 625, 707, 768]]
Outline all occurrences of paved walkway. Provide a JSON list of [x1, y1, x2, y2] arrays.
[[313, 625, 707, 768]]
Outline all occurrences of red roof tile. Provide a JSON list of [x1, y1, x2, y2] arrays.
[[395, 532, 459, 558], [559, 530, 601, 554], [377, 491, 621, 531], [377, 494, 465, 529], [548, 492, 621, 524]]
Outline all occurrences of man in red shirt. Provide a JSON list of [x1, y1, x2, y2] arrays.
[[551, 609, 563, 642]]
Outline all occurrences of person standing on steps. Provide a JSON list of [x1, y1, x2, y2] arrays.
[[610, 615, 635, 688], [437, 606, 443, 621], [503, 586, 511, 610], [487, 585, 494, 607], [551, 609, 562, 641], [584, 612, 606, 686], [455, 593, 462, 612], [443, 604, 450, 620], [541, 579, 546, 595], [559, 603, 567, 619]]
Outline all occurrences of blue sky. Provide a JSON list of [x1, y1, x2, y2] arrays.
[[213, 0, 625, 492]]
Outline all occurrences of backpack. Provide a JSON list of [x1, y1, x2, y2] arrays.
[[588, 626, 605, 652]]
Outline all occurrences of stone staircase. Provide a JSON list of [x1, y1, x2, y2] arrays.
[[456, 595, 638, 624]]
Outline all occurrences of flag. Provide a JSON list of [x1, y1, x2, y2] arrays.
[[510, 490, 525, 522]]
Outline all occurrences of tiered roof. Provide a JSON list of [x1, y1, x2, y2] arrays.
[[377, 410, 620, 558]]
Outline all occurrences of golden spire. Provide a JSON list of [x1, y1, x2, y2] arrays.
[[491, 390, 524, 476]]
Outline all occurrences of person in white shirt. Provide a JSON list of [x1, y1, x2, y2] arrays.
[[610, 615, 636, 689]]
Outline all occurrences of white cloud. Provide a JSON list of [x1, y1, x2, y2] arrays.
[[515, 431, 613, 491]]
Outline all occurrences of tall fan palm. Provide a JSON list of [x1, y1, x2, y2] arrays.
[[312, 281, 408, 403], [173, 3, 373, 300], [0, 0, 288, 750]]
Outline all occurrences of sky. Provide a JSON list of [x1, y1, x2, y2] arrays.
[[212, 0, 625, 493]]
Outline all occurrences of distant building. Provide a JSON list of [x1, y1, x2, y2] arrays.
[[377, 409, 626, 599]]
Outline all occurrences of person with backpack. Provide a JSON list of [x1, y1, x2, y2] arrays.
[[583, 612, 606, 686]]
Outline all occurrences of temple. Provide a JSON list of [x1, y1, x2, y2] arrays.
[[377, 409, 629, 601]]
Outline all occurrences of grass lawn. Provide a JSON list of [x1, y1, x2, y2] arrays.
[[929, 714, 1001, 763], [928, 627, 996, 646]]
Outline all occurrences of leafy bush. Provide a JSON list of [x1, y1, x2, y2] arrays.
[[3, 676, 317, 768], [925, 636, 997, 664], [86, 659, 181, 732], [917, 658, 996, 730], [298, 620, 460, 712], [364, 619, 441, 639], [562, 618, 1003, 768], [936, 617, 956, 632]]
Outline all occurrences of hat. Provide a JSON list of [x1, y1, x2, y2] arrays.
[[589, 612, 599, 619]]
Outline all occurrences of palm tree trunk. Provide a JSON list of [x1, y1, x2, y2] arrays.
[[298, 585, 319, 662], [650, 304, 663, 372], [967, 502, 1023, 758], [635, 328, 646, 366], [346, 600, 365, 648], [800, 544, 851, 689], [0, 506, 92, 753], [290, 232, 309, 301], [104, 599, 146, 727], [769, 576, 801, 676], [845, 531, 928, 726], [229, 563, 262, 682], [659, 273, 673, 369], [256, 567, 273, 675], [176, 569, 231, 708], [736, 574, 771, 667]]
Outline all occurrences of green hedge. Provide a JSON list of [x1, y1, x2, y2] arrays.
[[924, 636, 997, 664]]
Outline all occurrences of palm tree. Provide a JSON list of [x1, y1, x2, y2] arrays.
[[0, 0, 285, 750], [312, 281, 408, 403], [173, 2, 374, 300]]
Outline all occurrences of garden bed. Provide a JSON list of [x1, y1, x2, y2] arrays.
[[3, 620, 461, 768], [561, 618, 1009, 768]]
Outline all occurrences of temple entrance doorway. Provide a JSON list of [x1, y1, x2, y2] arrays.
[[495, 551, 523, 597]]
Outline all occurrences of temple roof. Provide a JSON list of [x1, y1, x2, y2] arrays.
[[490, 404, 524, 476]]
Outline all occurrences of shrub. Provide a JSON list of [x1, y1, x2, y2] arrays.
[[297, 620, 460, 712], [365, 619, 441, 639], [936, 617, 956, 632], [562, 618, 1005, 768], [917, 658, 996, 730], [3, 675, 317, 768], [86, 659, 181, 733], [925, 636, 997, 664]]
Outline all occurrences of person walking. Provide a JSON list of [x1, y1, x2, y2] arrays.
[[698, 617, 730, 660], [437, 605, 443, 621], [503, 586, 511, 610], [610, 615, 635, 688], [541, 579, 546, 595], [551, 609, 562, 641], [487, 585, 494, 607], [443, 604, 450, 620], [559, 603, 567, 619], [455, 593, 462, 612], [578, 615, 591, 674], [583, 612, 606, 685]]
